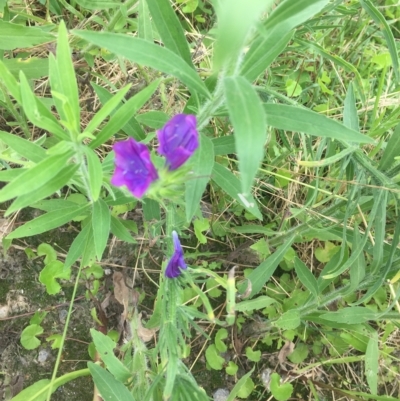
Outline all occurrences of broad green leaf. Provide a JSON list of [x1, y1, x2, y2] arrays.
[[237, 377, 255, 399], [264, 104, 374, 144], [92, 199, 111, 261], [226, 367, 254, 401], [215, 328, 228, 352], [146, 0, 192, 66], [320, 307, 378, 324], [243, 234, 296, 297], [138, 0, 152, 41], [224, 76, 266, 196], [0, 130, 46, 163], [379, 123, 400, 171], [84, 84, 131, 136], [0, 21, 54, 50], [293, 257, 319, 299], [21, 324, 43, 350], [3, 57, 49, 80], [205, 344, 224, 370], [212, 162, 262, 220], [74, 0, 121, 8], [39, 260, 71, 295], [365, 331, 379, 395], [360, 0, 399, 82], [10, 379, 51, 401], [88, 362, 136, 401], [37, 243, 57, 264], [89, 79, 161, 148], [193, 218, 209, 244], [46, 334, 63, 349], [274, 309, 301, 330], [185, 133, 214, 221], [84, 147, 103, 202], [270, 373, 293, 401], [245, 347, 261, 362], [0, 151, 73, 203], [213, 0, 273, 71], [6, 164, 79, 216], [6, 204, 89, 239], [235, 296, 276, 312], [72, 30, 210, 98], [19, 72, 68, 140], [90, 329, 131, 383]]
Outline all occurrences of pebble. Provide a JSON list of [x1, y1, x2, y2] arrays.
[[213, 388, 230, 401]]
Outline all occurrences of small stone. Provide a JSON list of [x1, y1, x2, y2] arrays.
[[59, 309, 68, 323], [38, 349, 50, 363], [213, 388, 230, 401]]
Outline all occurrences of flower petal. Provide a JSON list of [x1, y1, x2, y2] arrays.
[[111, 138, 158, 198], [165, 231, 187, 278], [157, 114, 199, 170]]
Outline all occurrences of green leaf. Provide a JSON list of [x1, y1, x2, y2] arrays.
[[294, 257, 319, 299], [360, 0, 400, 82], [288, 342, 308, 364], [245, 347, 261, 362], [241, 29, 293, 82], [213, 0, 273, 71], [90, 329, 131, 383], [320, 307, 378, 324], [50, 21, 80, 135], [88, 362, 136, 401], [64, 220, 92, 269], [0, 21, 54, 50], [146, 0, 192, 66], [212, 162, 262, 220], [37, 243, 57, 264], [379, 122, 400, 171], [193, 218, 209, 244], [365, 331, 379, 395], [6, 164, 79, 216], [270, 373, 293, 401], [205, 344, 224, 370], [343, 82, 359, 131], [226, 367, 254, 401], [138, 0, 153, 41], [21, 324, 43, 350], [84, 84, 131, 136], [264, 104, 374, 144], [92, 199, 111, 261], [136, 111, 169, 129], [110, 216, 137, 244], [6, 204, 89, 239], [89, 79, 161, 148], [46, 334, 63, 349], [274, 310, 301, 330], [74, 0, 121, 9], [215, 328, 228, 353], [84, 147, 103, 202], [0, 58, 21, 102], [3, 57, 49, 80], [224, 76, 266, 196], [235, 296, 276, 312], [243, 234, 296, 297], [72, 30, 210, 99], [10, 379, 51, 401], [0, 150, 73, 203], [0, 130, 46, 163], [19, 72, 68, 140], [39, 260, 71, 295], [237, 376, 254, 399], [185, 133, 214, 222], [225, 361, 238, 376]]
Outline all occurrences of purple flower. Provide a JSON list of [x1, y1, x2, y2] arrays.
[[111, 138, 158, 198], [165, 231, 187, 278], [157, 114, 199, 170]]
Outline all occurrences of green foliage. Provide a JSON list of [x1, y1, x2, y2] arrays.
[[20, 324, 43, 350], [269, 373, 293, 401]]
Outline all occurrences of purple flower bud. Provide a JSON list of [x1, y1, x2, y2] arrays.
[[157, 114, 199, 170], [165, 231, 187, 278], [111, 138, 158, 198]]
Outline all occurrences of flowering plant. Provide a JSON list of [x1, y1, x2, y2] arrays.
[[111, 114, 198, 199]]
